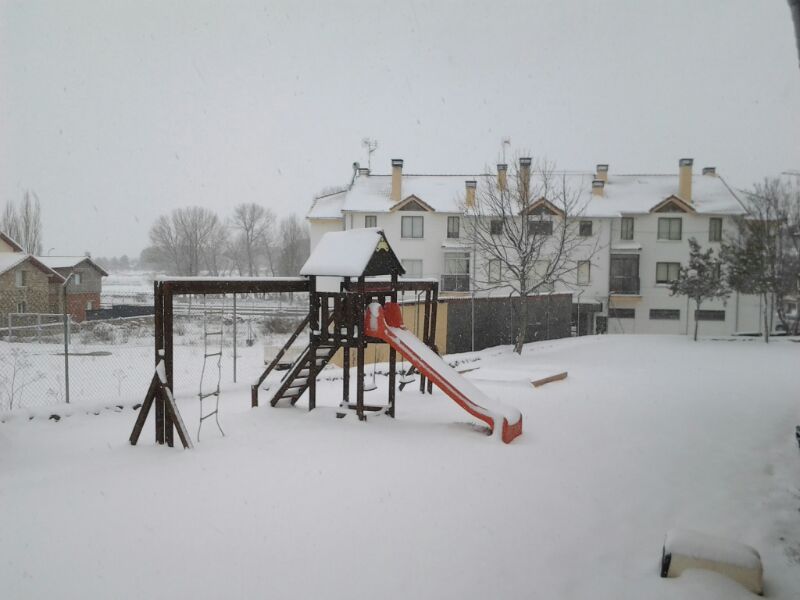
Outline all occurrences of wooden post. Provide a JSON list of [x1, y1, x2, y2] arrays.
[[154, 281, 165, 445], [420, 289, 431, 394], [356, 277, 365, 420], [308, 276, 317, 412], [388, 274, 398, 417], [427, 284, 438, 394], [164, 287, 174, 447]]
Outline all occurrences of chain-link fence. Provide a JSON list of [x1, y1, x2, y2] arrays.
[[0, 294, 309, 417]]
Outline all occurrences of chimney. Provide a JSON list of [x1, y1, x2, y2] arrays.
[[465, 180, 477, 208], [702, 166, 716, 177], [679, 158, 693, 202], [596, 164, 609, 182], [519, 157, 532, 195], [391, 159, 403, 201], [497, 163, 508, 190], [592, 179, 605, 197]]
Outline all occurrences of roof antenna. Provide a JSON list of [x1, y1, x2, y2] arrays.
[[362, 137, 378, 171], [501, 137, 511, 163]]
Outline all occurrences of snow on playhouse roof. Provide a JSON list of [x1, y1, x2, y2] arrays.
[[300, 228, 405, 278], [307, 168, 746, 220]]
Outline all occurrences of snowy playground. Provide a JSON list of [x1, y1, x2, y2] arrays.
[[0, 334, 798, 599]]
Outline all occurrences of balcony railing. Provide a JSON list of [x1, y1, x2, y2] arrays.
[[441, 274, 470, 292], [609, 276, 640, 295]]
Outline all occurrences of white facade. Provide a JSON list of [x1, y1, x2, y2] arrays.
[[307, 159, 762, 336]]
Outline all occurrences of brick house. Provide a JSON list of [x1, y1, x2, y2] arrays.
[[0, 253, 65, 324], [38, 257, 108, 321]]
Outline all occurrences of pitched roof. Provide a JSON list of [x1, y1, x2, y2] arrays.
[[0, 254, 66, 281], [300, 228, 404, 277], [0, 231, 24, 252], [37, 256, 109, 276], [307, 170, 746, 220]]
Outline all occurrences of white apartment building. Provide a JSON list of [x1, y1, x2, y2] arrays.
[[307, 158, 762, 336]]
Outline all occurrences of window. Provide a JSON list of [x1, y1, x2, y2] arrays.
[[487, 259, 502, 283], [656, 262, 681, 284], [490, 219, 504, 235], [709, 217, 722, 242], [15, 270, 27, 288], [401, 216, 424, 238], [442, 252, 470, 291], [364, 215, 377, 228], [620, 217, 634, 240], [16, 301, 26, 313], [609, 255, 640, 294], [579, 221, 593, 237], [401, 259, 423, 278], [531, 260, 554, 291], [86, 300, 94, 310], [650, 309, 680, 320], [695, 310, 725, 321], [657, 217, 682, 240], [447, 216, 460, 239], [712, 263, 722, 280], [577, 260, 591, 285], [73, 272, 82, 286], [608, 308, 635, 319], [528, 220, 553, 236]]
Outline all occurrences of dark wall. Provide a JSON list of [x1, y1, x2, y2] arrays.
[[86, 304, 155, 320], [445, 293, 572, 354]]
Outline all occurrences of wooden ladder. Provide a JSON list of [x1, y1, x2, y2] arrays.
[[268, 344, 338, 407]]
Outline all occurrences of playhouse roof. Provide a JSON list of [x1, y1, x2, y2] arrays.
[[300, 228, 405, 278]]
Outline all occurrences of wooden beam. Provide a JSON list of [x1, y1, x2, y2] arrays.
[[154, 282, 165, 445], [160, 385, 194, 449], [129, 373, 159, 445], [164, 290, 174, 447], [531, 371, 568, 388], [161, 278, 308, 296]]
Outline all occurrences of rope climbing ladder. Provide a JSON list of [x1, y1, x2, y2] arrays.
[[198, 294, 225, 441]]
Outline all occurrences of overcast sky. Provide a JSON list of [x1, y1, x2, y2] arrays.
[[1, 0, 799, 257]]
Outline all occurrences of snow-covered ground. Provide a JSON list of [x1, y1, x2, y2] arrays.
[[0, 335, 798, 599]]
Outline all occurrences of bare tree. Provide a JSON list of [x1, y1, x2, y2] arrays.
[[1, 191, 43, 253], [464, 156, 597, 354], [277, 214, 310, 276], [148, 206, 227, 276], [722, 177, 800, 342], [229, 203, 275, 276], [1, 201, 20, 242]]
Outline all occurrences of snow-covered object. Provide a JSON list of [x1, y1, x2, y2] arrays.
[[308, 171, 745, 220], [300, 228, 388, 277], [661, 529, 763, 595], [365, 301, 522, 443]]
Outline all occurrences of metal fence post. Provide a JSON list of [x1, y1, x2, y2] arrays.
[[63, 312, 70, 404], [233, 293, 237, 383]]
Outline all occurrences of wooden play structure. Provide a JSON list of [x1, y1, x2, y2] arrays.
[[129, 228, 522, 448]]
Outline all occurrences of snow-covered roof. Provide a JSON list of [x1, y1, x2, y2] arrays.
[[0, 254, 65, 280], [38, 256, 109, 276], [0, 231, 24, 252], [308, 170, 746, 220], [300, 227, 403, 277]]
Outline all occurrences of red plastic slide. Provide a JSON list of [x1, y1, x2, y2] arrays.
[[364, 302, 523, 443]]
